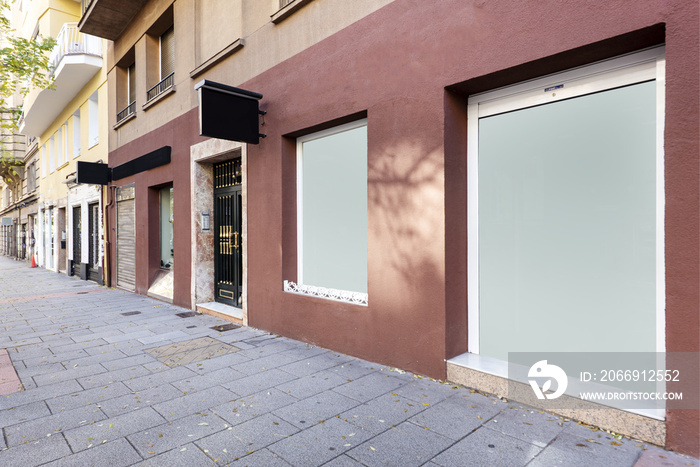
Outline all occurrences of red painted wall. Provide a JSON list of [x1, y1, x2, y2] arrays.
[[237, 0, 698, 456]]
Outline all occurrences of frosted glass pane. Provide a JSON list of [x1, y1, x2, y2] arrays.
[[479, 82, 657, 361], [302, 125, 367, 293]]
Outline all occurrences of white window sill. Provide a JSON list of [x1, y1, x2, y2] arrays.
[[283, 280, 368, 306]]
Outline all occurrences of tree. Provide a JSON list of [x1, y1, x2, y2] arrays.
[[0, 0, 55, 177]]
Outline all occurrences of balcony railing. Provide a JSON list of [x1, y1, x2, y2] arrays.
[[49, 23, 102, 73], [146, 72, 174, 102], [116, 101, 136, 123]]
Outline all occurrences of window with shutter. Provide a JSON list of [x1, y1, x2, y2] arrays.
[[160, 26, 174, 79]]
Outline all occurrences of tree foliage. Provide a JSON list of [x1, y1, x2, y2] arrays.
[[0, 0, 56, 177]]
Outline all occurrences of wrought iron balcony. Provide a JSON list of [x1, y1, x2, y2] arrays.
[[146, 72, 174, 103], [116, 101, 136, 124]]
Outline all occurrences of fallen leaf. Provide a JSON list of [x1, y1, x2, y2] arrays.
[[370, 446, 376, 451], [611, 441, 622, 446]]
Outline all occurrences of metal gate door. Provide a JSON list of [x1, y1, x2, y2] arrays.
[[72, 206, 81, 275], [88, 202, 100, 282], [116, 185, 136, 291], [214, 159, 242, 307]]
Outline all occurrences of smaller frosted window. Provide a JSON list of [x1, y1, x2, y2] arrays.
[[73, 111, 81, 158], [41, 144, 46, 177], [298, 121, 368, 294], [56, 127, 63, 167], [49, 136, 55, 173]]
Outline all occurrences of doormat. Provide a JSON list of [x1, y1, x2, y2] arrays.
[[145, 337, 239, 367]]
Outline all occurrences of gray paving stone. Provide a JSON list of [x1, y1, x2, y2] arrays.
[[487, 404, 568, 448], [339, 392, 427, 431], [346, 421, 454, 467], [326, 360, 379, 381], [64, 406, 167, 452], [431, 426, 542, 466], [0, 380, 83, 410], [230, 352, 306, 376], [0, 435, 73, 467], [272, 390, 362, 429], [322, 454, 366, 466], [131, 443, 215, 466], [101, 353, 156, 371], [275, 370, 350, 400], [222, 368, 298, 397], [46, 382, 133, 412], [127, 412, 229, 458], [529, 431, 643, 467], [21, 350, 88, 367], [97, 383, 184, 417], [103, 329, 156, 343], [124, 365, 198, 391], [279, 352, 353, 378], [83, 339, 149, 357], [42, 438, 144, 467], [76, 365, 152, 389], [61, 350, 127, 369], [152, 385, 237, 420], [171, 367, 245, 393], [138, 330, 190, 345], [226, 448, 293, 466], [332, 372, 406, 403], [5, 405, 106, 447], [72, 329, 125, 343], [395, 379, 469, 404], [408, 394, 504, 441], [0, 400, 50, 427], [268, 417, 378, 466], [196, 412, 299, 462], [211, 388, 298, 426], [184, 351, 251, 375]]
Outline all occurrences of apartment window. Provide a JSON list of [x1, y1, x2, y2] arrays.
[[117, 50, 136, 123], [63, 123, 69, 164], [41, 144, 46, 177], [73, 110, 81, 158], [49, 136, 55, 173], [27, 163, 36, 192], [56, 126, 63, 167], [467, 48, 665, 360], [160, 26, 174, 79], [286, 119, 368, 304], [88, 92, 98, 147], [160, 186, 174, 268]]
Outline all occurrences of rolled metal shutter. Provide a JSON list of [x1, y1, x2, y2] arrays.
[[116, 186, 136, 291]]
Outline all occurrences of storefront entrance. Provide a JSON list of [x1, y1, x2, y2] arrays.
[[213, 159, 243, 307]]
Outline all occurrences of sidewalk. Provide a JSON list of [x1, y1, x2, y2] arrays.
[[0, 256, 697, 466]]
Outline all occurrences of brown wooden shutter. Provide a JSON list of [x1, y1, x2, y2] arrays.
[[160, 26, 174, 79]]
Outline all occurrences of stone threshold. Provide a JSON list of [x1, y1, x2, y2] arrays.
[[196, 301, 244, 325]]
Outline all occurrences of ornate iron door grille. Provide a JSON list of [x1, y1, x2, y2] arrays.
[[214, 159, 243, 307], [72, 206, 81, 275]]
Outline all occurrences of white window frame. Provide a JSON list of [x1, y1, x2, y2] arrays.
[[88, 92, 99, 148], [73, 110, 81, 158], [41, 143, 46, 177], [49, 136, 55, 173], [466, 47, 666, 356], [285, 118, 369, 306]]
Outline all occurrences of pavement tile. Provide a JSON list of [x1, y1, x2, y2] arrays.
[[77, 365, 152, 389], [195, 412, 299, 462], [339, 392, 427, 431], [0, 435, 73, 467], [332, 372, 407, 403], [635, 446, 700, 467], [0, 380, 83, 410], [101, 353, 157, 371], [152, 385, 237, 420], [103, 329, 156, 344], [184, 351, 251, 375], [21, 350, 88, 368], [64, 406, 167, 452], [407, 393, 504, 441], [171, 367, 245, 393], [326, 360, 380, 381], [487, 404, 568, 448], [322, 454, 366, 466], [528, 430, 643, 467], [268, 417, 378, 466], [222, 368, 298, 397], [46, 382, 133, 412], [138, 330, 190, 345], [211, 388, 298, 426], [124, 365, 198, 392], [41, 438, 143, 467], [395, 380, 469, 404], [61, 350, 127, 369], [278, 352, 354, 378], [346, 421, 454, 467], [98, 383, 184, 417], [72, 330, 125, 343], [225, 448, 293, 466], [272, 390, 362, 429], [275, 370, 352, 400], [431, 426, 542, 466], [5, 405, 107, 447], [127, 412, 229, 458], [131, 443, 215, 466], [230, 352, 306, 376], [0, 400, 50, 427]]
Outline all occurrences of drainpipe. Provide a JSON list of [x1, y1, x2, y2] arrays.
[[104, 184, 116, 287]]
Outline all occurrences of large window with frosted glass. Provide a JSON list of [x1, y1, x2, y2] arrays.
[[296, 120, 367, 295], [468, 49, 664, 361]]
